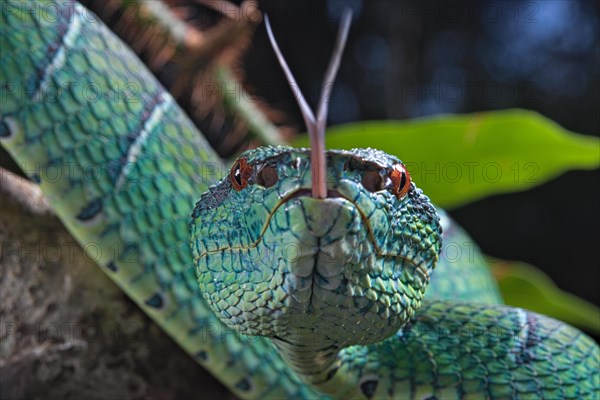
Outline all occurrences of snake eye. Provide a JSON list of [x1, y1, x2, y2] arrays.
[[390, 163, 411, 198], [257, 165, 278, 188], [362, 170, 384, 193], [230, 157, 252, 191]]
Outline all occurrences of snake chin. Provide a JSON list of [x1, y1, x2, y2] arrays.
[[258, 194, 429, 346]]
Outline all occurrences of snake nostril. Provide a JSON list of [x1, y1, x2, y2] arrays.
[[362, 170, 384, 193], [257, 165, 279, 188]]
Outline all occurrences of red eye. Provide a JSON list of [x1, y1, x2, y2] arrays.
[[390, 163, 411, 199], [230, 157, 252, 191]]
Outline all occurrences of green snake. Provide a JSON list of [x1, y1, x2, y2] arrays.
[[1, 1, 598, 399]]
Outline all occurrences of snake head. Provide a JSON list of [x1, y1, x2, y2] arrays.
[[191, 146, 442, 348], [191, 13, 440, 350]]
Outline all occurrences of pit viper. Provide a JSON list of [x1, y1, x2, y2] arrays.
[[1, 1, 598, 399]]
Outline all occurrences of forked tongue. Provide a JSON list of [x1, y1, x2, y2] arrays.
[[265, 10, 353, 198]]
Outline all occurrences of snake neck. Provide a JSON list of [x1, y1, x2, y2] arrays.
[[273, 337, 339, 379], [272, 336, 353, 397], [272, 337, 370, 399]]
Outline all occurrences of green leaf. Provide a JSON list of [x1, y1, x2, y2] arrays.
[[292, 109, 599, 208], [491, 259, 600, 334]]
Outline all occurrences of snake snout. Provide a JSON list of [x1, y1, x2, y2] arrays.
[[286, 196, 357, 238]]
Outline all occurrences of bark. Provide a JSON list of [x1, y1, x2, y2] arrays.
[[0, 169, 233, 400]]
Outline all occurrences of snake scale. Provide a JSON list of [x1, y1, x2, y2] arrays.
[[1, 1, 598, 399]]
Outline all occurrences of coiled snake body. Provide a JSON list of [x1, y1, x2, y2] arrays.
[[1, 1, 598, 399]]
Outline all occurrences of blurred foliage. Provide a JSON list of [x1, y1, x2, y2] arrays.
[[492, 259, 600, 335], [292, 109, 599, 208]]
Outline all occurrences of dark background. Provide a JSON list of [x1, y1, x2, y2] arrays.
[[247, 0, 599, 318]]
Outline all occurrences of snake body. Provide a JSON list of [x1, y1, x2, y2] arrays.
[[1, 1, 598, 399]]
